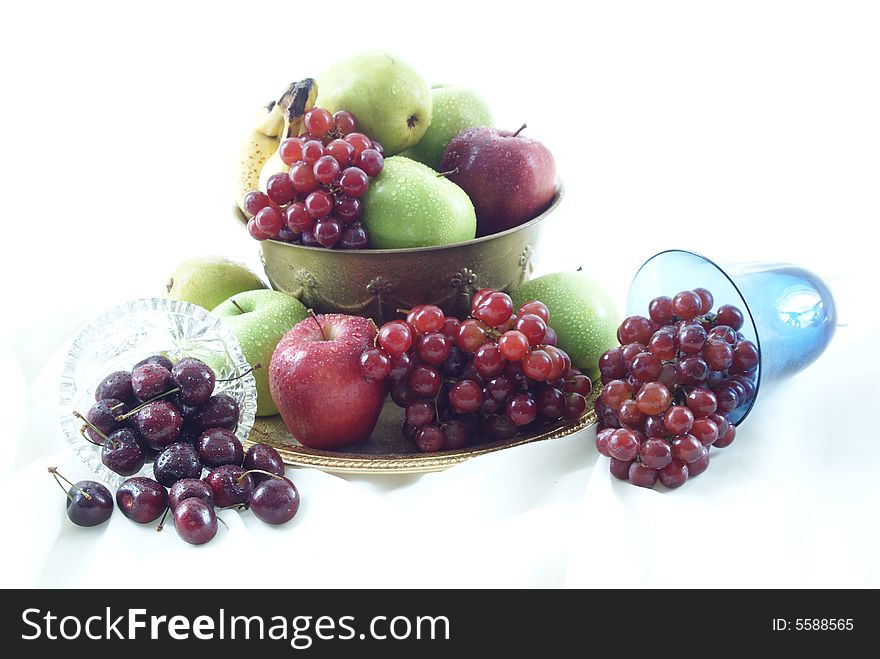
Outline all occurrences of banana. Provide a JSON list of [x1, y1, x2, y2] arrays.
[[235, 78, 318, 214], [256, 78, 317, 196]]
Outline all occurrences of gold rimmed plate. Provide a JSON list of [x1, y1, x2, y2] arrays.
[[244, 390, 599, 475]]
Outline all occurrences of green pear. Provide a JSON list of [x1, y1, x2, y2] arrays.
[[164, 256, 264, 311], [318, 51, 431, 155], [212, 290, 308, 416], [362, 156, 476, 249], [402, 84, 493, 169], [511, 271, 620, 380]]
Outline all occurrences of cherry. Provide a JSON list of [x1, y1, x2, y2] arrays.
[[49, 467, 113, 527], [196, 428, 243, 468], [134, 355, 173, 371], [204, 465, 254, 508], [249, 477, 300, 525], [153, 443, 202, 487], [132, 400, 182, 450], [171, 359, 215, 406], [131, 363, 174, 401], [115, 477, 168, 524], [83, 399, 126, 443], [168, 478, 214, 511], [95, 371, 135, 403], [101, 428, 146, 476], [243, 444, 285, 483], [173, 499, 217, 545], [191, 394, 239, 432]]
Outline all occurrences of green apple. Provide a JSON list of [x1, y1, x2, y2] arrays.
[[318, 51, 431, 155], [511, 271, 620, 380], [362, 156, 476, 249], [402, 84, 493, 169], [212, 289, 308, 416], [164, 256, 264, 311]]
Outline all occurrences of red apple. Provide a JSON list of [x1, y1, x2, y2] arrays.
[[439, 125, 556, 237], [269, 314, 386, 449]]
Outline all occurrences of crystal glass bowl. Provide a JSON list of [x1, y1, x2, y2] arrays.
[[59, 298, 258, 487]]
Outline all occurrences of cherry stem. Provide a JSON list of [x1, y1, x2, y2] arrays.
[[219, 503, 249, 511], [216, 363, 261, 382], [308, 309, 327, 341], [48, 467, 92, 501], [116, 387, 181, 421], [512, 123, 527, 137], [236, 469, 284, 484], [73, 411, 118, 448], [217, 516, 229, 530], [436, 167, 458, 178], [109, 401, 127, 412], [156, 507, 170, 532], [230, 298, 246, 314]]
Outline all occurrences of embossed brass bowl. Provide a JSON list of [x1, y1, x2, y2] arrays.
[[234, 182, 563, 322]]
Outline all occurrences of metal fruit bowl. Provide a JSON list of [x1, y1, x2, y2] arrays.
[[234, 182, 563, 323]]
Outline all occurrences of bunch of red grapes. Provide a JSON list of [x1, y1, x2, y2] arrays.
[[595, 288, 759, 489], [358, 289, 593, 453], [243, 106, 384, 249]]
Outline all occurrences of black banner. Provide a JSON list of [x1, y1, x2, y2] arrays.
[[1, 589, 871, 656]]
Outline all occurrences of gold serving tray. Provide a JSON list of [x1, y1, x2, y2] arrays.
[[244, 390, 599, 475]]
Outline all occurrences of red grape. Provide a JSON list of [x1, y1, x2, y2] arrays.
[[640, 438, 672, 469], [378, 320, 413, 356], [598, 348, 627, 381], [514, 313, 547, 346], [648, 327, 678, 361], [344, 132, 373, 158], [266, 172, 296, 205], [672, 291, 702, 320], [617, 316, 653, 345], [313, 155, 341, 185], [716, 304, 744, 330], [658, 460, 688, 488], [408, 365, 442, 398], [693, 287, 714, 314], [516, 301, 550, 323], [564, 393, 587, 419], [339, 167, 369, 197], [522, 349, 553, 381], [663, 405, 694, 435], [685, 387, 717, 418], [289, 162, 318, 193], [713, 423, 736, 448], [731, 340, 759, 374], [243, 190, 272, 216], [506, 393, 537, 426], [629, 462, 659, 488], [278, 137, 304, 166], [609, 458, 634, 481], [607, 429, 640, 461], [691, 418, 719, 446], [455, 319, 487, 352], [687, 447, 710, 476], [671, 434, 703, 463], [473, 291, 514, 327], [498, 330, 529, 361], [648, 296, 674, 324], [333, 111, 357, 135], [635, 382, 671, 415], [703, 338, 734, 371], [304, 107, 333, 137], [405, 401, 434, 427], [449, 380, 483, 414], [359, 348, 391, 381], [304, 190, 333, 219], [254, 206, 283, 236], [301, 140, 325, 166], [474, 343, 505, 378], [388, 352, 414, 381], [596, 428, 614, 457], [678, 324, 707, 355], [563, 373, 591, 397], [415, 425, 445, 452], [409, 305, 445, 334], [416, 332, 451, 365], [355, 148, 384, 177], [313, 219, 341, 248], [247, 218, 269, 241]]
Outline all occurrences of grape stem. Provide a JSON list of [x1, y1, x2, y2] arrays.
[[156, 507, 170, 532], [512, 123, 527, 137], [216, 364, 261, 382], [48, 467, 92, 501], [116, 387, 181, 422], [73, 411, 119, 448]]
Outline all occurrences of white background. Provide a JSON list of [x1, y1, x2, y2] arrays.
[[1, 0, 878, 587]]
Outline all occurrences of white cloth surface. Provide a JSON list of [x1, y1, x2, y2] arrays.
[[1, 0, 879, 588]]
